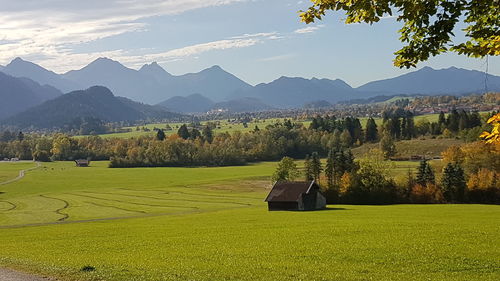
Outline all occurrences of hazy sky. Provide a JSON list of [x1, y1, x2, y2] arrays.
[[0, 0, 498, 87]]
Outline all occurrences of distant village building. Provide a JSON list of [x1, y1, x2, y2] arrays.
[[75, 159, 90, 167], [265, 181, 326, 211]]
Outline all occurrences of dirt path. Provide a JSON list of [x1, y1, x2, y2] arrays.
[[0, 162, 41, 186], [0, 267, 54, 281]]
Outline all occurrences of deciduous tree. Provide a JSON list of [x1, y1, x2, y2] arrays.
[[300, 0, 500, 68]]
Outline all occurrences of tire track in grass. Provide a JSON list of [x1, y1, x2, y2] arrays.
[[88, 191, 253, 206], [0, 204, 257, 229], [39, 195, 69, 222], [85, 201, 147, 214], [68, 193, 200, 210], [0, 200, 16, 211], [118, 187, 262, 200]]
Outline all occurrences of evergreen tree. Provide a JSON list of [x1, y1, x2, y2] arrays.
[[416, 160, 435, 186], [390, 116, 401, 139], [177, 124, 190, 140], [406, 168, 415, 199], [310, 152, 323, 182], [325, 150, 335, 189], [438, 111, 446, 126], [304, 155, 313, 181], [202, 126, 213, 143], [424, 163, 435, 185], [156, 129, 166, 141], [401, 117, 408, 140], [365, 117, 378, 142], [447, 109, 460, 132], [441, 163, 467, 202], [189, 128, 201, 140], [406, 116, 415, 139], [469, 111, 482, 128]]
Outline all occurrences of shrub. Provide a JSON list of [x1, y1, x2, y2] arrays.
[[410, 183, 444, 204]]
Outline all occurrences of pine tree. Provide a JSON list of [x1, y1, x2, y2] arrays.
[[441, 163, 466, 202], [438, 111, 446, 126], [177, 124, 190, 139], [311, 152, 323, 182], [189, 128, 201, 140], [202, 126, 213, 143], [406, 168, 415, 199], [416, 160, 435, 186], [365, 117, 378, 142], [156, 129, 166, 141], [401, 117, 408, 140], [325, 150, 335, 189], [424, 163, 435, 185], [304, 155, 313, 181]]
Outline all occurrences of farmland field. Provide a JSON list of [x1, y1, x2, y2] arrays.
[[0, 161, 499, 281], [90, 113, 445, 139]]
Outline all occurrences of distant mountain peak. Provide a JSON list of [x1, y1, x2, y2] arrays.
[[11, 57, 25, 63], [8, 57, 42, 69], [200, 65, 226, 74], [139, 61, 172, 76], [88, 57, 123, 67]]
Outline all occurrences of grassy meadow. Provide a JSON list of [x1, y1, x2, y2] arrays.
[[0, 161, 499, 281], [96, 118, 294, 139], [94, 114, 442, 139]]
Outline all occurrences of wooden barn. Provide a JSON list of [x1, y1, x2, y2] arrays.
[[75, 159, 90, 167], [265, 181, 326, 211]]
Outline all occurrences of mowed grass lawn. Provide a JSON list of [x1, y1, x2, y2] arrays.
[[0, 162, 36, 183], [0, 162, 499, 281]]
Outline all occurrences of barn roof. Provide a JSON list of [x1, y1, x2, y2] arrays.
[[265, 181, 318, 202]]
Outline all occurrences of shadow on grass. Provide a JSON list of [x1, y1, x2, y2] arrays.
[[319, 207, 349, 211], [274, 207, 349, 212]]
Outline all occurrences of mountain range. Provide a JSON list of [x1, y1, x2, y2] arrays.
[[0, 71, 62, 119], [1, 57, 500, 115], [2, 86, 182, 129]]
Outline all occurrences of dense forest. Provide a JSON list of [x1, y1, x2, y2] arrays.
[[0, 110, 494, 165]]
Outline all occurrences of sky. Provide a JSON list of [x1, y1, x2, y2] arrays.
[[0, 0, 498, 87]]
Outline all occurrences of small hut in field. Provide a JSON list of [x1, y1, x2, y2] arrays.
[[265, 181, 326, 211], [75, 159, 90, 167]]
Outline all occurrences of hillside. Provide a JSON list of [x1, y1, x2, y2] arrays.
[[232, 76, 361, 108], [358, 66, 500, 95], [0, 72, 62, 119], [2, 57, 80, 93], [3, 86, 182, 129], [158, 93, 215, 113], [212, 97, 272, 112]]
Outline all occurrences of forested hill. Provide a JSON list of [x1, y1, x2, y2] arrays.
[[0, 71, 62, 120], [2, 86, 183, 129]]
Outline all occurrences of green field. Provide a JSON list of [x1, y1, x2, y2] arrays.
[[353, 138, 464, 159], [0, 161, 499, 281], [92, 113, 443, 139], [95, 118, 294, 139]]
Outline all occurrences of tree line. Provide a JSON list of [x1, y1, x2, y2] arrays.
[[272, 142, 499, 205]]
